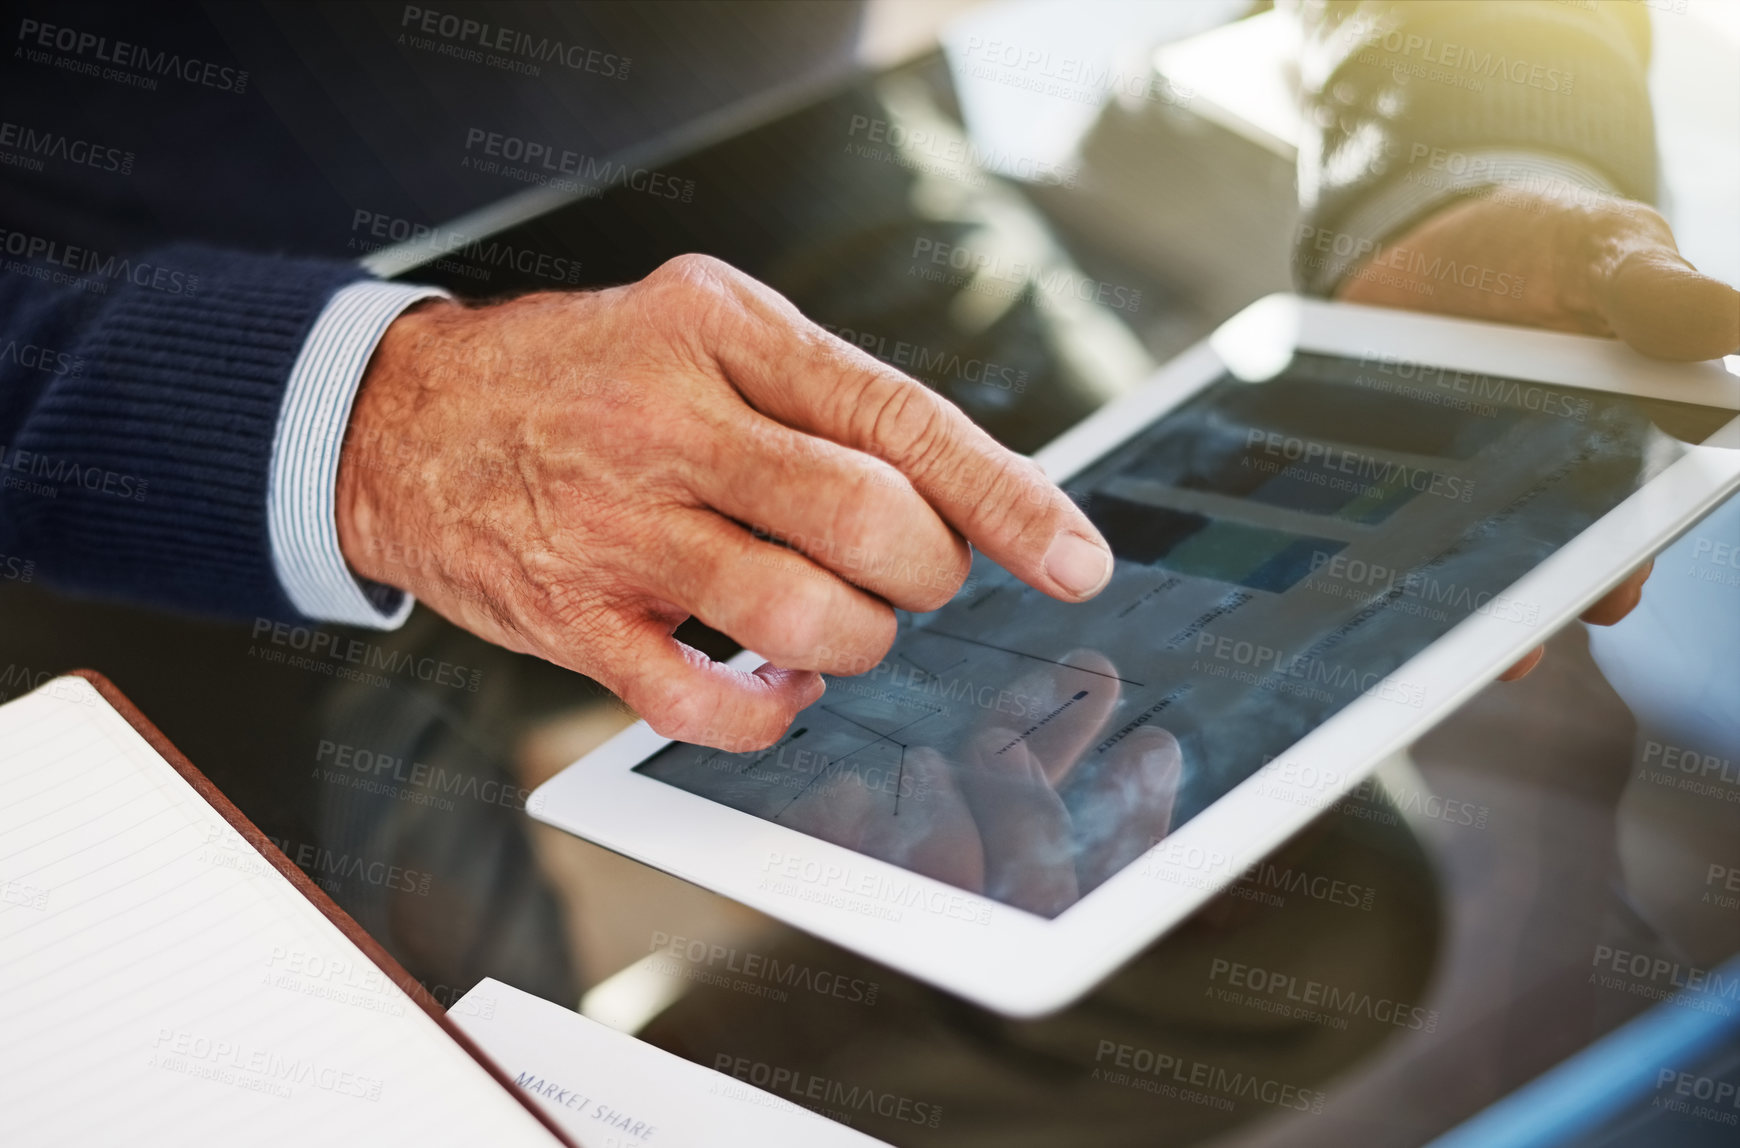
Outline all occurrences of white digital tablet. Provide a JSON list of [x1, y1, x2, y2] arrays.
[[529, 295, 1740, 1017]]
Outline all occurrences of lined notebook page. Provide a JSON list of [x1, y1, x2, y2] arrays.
[[0, 676, 562, 1147]]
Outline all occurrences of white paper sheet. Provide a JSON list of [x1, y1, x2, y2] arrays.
[[450, 978, 887, 1147]]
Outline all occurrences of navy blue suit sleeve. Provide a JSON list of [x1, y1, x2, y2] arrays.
[[0, 244, 369, 619]]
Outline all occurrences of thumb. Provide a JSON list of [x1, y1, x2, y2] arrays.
[[1595, 246, 1740, 361]]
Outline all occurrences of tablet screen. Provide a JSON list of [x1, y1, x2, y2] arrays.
[[637, 351, 1733, 917]]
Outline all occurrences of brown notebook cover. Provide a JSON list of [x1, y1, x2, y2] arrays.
[[66, 668, 578, 1148]]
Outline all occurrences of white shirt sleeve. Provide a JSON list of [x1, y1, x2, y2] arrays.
[[267, 280, 450, 629]]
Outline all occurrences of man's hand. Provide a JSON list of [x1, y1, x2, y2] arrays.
[[1338, 187, 1740, 678], [336, 255, 1114, 750]]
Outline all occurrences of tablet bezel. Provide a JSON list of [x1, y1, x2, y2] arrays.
[[528, 295, 1740, 1017]]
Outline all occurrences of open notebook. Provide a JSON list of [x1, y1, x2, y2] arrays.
[[0, 671, 571, 1146]]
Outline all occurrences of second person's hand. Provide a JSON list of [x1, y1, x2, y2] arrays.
[[1338, 187, 1739, 678]]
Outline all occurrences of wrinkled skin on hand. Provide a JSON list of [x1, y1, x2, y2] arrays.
[[337, 255, 1115, 750]]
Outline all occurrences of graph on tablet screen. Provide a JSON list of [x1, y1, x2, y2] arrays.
[[638, 352, 1730, 916]]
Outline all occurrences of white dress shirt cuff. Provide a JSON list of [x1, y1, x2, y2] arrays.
[[268, 280, 450, 629]]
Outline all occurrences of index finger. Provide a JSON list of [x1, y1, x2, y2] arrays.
[[701, 263, 1115, 602]]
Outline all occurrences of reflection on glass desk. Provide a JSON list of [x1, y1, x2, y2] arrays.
[[1, 39, 1735, 1148]]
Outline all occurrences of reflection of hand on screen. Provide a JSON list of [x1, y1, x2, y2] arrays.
[[778, 650, 1183, 916]]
